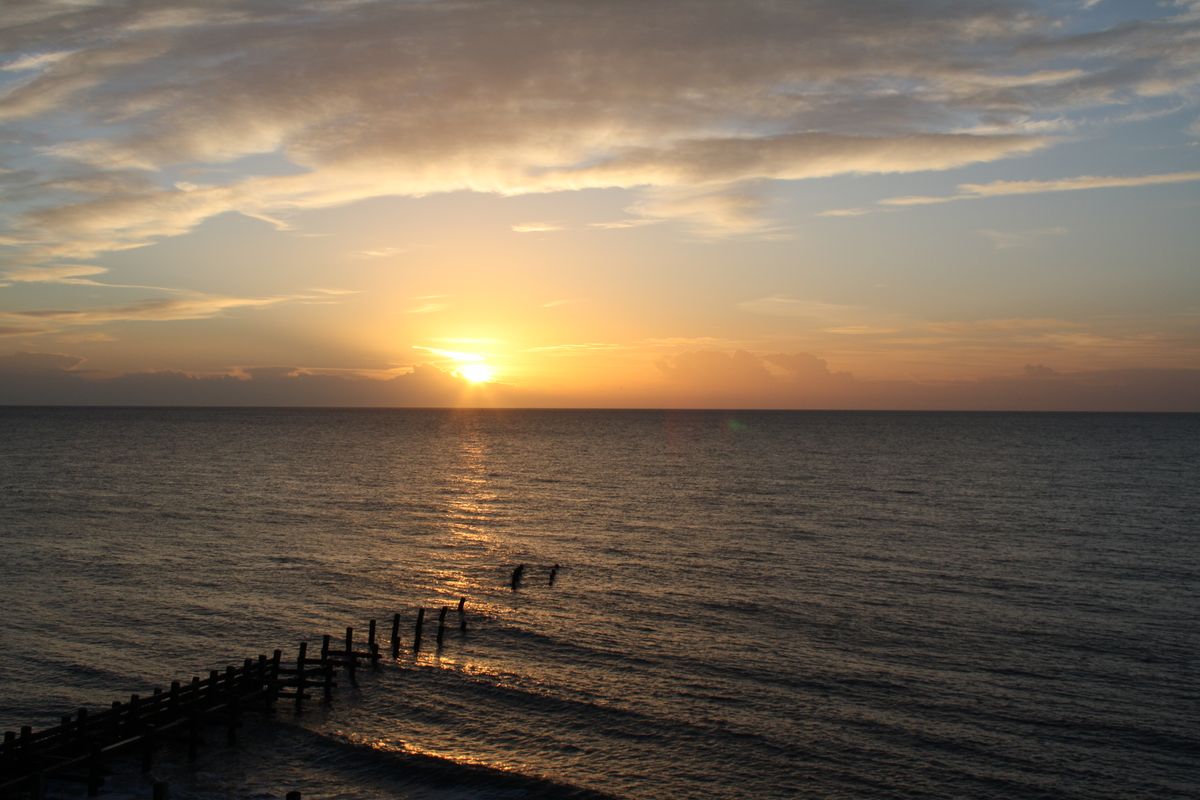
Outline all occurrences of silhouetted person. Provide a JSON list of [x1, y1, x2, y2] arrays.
[[510, 563, 525, 590], [548, 564, 559, 586]]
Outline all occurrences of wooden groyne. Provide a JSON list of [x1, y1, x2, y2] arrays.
[[0, 603, 469, 799]]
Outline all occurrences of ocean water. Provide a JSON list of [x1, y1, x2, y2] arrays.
[[0, 408, 1197, 799]]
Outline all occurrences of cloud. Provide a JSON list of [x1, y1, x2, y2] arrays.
[[587, 219, 661, 230], [511, 222, 563, 233], [737, 296, 855, 319], [0, 293, 308, 330], [872, 170, 1200, 208], [1, 264, 109, 284], [652, 349, 1200, 410], [817, 208, 870, 218], [1, 0, 1195, 260], [0, 351, 84, 373], [0, 353, 492, 407]]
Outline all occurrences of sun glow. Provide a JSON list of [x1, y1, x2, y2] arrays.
[[458, 363, 495, 383]]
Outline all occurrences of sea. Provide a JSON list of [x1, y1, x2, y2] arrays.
[[0, 408, 1197, 799]]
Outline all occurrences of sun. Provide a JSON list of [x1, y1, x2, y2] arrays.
[[458, 363, 495, 384]]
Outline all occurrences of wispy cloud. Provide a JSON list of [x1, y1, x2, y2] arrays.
[[357, 246, 411, 258], [587, 219, 662, 230], [524, 342, 620, 353], [886, 171, 1200, 206], [511, 222, 563, 233], [405, 294, 448, 314], [1, 264, 109, 284], [737, 296, 856, 319], [0, 290, 342, 334]]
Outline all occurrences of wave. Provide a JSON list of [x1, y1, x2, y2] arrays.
[[282, 721, 624, 800]]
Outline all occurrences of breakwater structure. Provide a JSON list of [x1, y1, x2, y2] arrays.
[[0, 601, 470, 799]]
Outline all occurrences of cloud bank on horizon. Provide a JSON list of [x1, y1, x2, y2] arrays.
[[1, 0, 1199, 408]]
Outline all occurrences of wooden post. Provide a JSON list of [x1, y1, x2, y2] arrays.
[[151, 687, 163, 727], [368, 619, 379, 662], [269, 650, 282, 711], [225, 665, 239, 744], [391, 613, 401, 658], [344, 627, 358, 687], [111, 700, 122, 740], [321, 635, 334, 702], [458, 597, 467, 632], [187, 705, 200, 762], [295, 642, 308, 712], [256, 655, 269, 709], [549, 563, 559, 585], [436, 606, 448, 648], [413, 607, 425, 653], [74, 709, 88, 749], [127, 694, 141, 739]]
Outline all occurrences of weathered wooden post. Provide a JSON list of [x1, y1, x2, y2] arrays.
[[256, 655, 269, 710], [207, 670, 220, 709], [320, 635, 334, 702], [225, 665, 239, 744], [110, 700, 122, 740], [151, 687, 163, 728], [436, 607, 448, 648], [368, 619, 379, 663], [413, 607, 426, 653], [295, 642, 308, 712], [457, 597, 468, 632], [127, 694, 141, 739], [344, 627, 358, 687], [74, 709, 88, 750], [511, 563, 525, 590], [187, 677, 201, 762], [269, 650, 282, 710], [391, 613, 401, 658]]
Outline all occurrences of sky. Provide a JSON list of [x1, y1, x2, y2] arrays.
[[1, 0, 1198, 410]]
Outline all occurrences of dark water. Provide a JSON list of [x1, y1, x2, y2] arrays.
[[1, 408, 1197, 799]]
